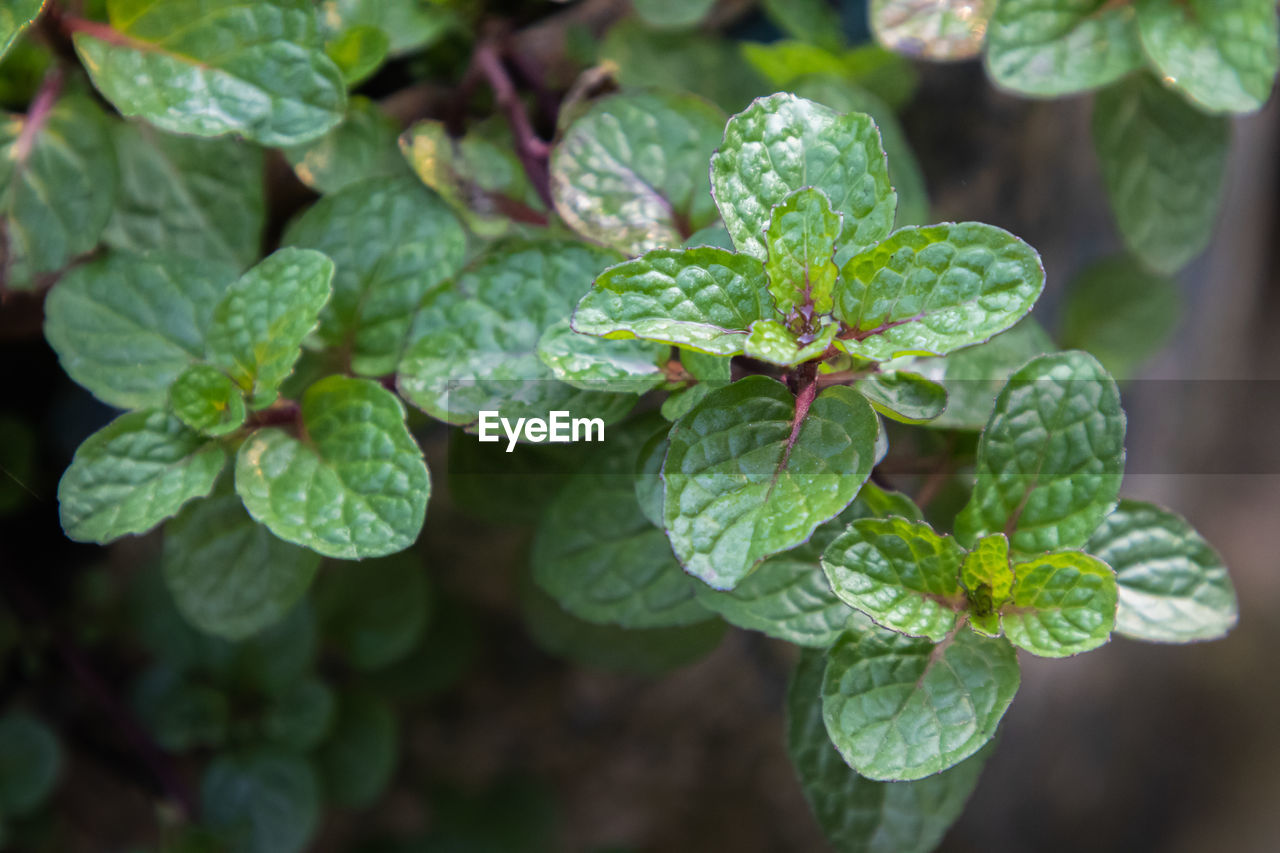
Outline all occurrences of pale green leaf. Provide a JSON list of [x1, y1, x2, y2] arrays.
[[58, 410, 224, 544], [572, 246, 771, 355], [743, 319, 839, 367], [985, 0, 1143, 96], [74, 0, 346, 146], [956, 351, 1126, 554], [870, 0, 996, 61], [314, 552, 431, 670], [632, 0, 717, 29], [284, 176, 466, 376], [1136, 0, 1279, 114], [1092, 74, 1229, 275], [710, 93, 896, 261], [202, 750, 319, 853], [1086, 500, 1237, 642], [536, 319, 666, 394], [834, 222, 1044, 361], [163, 482, 321, 640], [959, 533, 1012, 636], [205, 248, 334, 407], [0, 712, 60, 818], [44, 252, 237, 410], [551, 91, 724, 256], [169, 364, 247, 437], [1061, 254, 1181, 378], [235, 376, 430, 559], [822, 518, 966, 641], [664, 377, 879, 589], [1001, 551, 1117, 656], [0, 93, 116, 289], [284, 97, 410, 195], [103, 121, 265, 269], [765, 187, 842, 317], [854, 370, 947, 424], [822, 628, 1019, 781], [325, 24, 387, 85]]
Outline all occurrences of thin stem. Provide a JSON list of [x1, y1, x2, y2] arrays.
[[473, 42, 553, 208]]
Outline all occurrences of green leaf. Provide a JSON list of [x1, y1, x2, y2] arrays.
[[319, 0, 455, 56], [854, 370, 947, 424], [834, 223, 1044, 361], [1061, 254, 1181, 378], [742, 41, 853, 87], [1001, 551, 1117, 657], [0, 712, 60, 819], [134, 666, 229, 751], [1092, 74, 1229, 275], [325, 24, 387, 85], [870, 0, 996, 61], [743, 319, 839, 367], [822, 628, 1019, 781], [399, 117, 544, 238], [1136, 0, 1279, 114], [0, 0, 44, 61], [284, 97, 411, 195], [788, 649, 990, 853], [103, 121, 265, 269], [533, 458, 711, 629], [632, 0, 716, 29], [318, 693, 397, 808], [536, 319, 667, 394], [551, 91, 724, 257], [314, 552, 431, 670], [956, 351, 1126, 554], [664, 377, 879, 589], [985, 0, 1143, 96], [634, 424, 669, 528], [284, 176, 466, 376], [169, 364, 247, 437], [694, 485, 917, 647], [711, 93, 896, 261], [572, 246, 771, 355], [202, 750, 319, 853], [761, 0, 844, 51], [58, 410, 224, 544], [1086, 500, 1237, 642], [959, 533, 1012, 636], [520, 570, 726, 675], [163, 482, 321, 640], [261, 678, 334, 751], [73, 0, 346, 146], [912, 317, 1054, 430], [0, 93, 116, 290], [206, 248, 334, 407], [822, 518, 966, 642], [44, 252, 237, 410], [765, 187, 842, 318], [236, 376, 430, 559], [398, 240, 636, 427]]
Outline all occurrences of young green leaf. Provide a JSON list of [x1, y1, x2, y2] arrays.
[[551, 91, 725, 256], [1136, 0, 1279, 114], [324, 24, 388, 85], [536, 319, 667, 394], [318, 693, 398, 809], [711, 93, 896, 261], [169, 364, 247, 437], [235, 376, 429, 560], [956, 351, 1126, 554], [73, 0, 346, 146], [822, 517, 967, 642], [314, 552, 431, 670], [58, 410, 225, 544], [398, 240, 636, 427], [764, 186, 842, 317], [664, 377, 879, 589], [959, 533, 1012, 636], [205, 248, 334, 408], [1, 93, 117, 290], [533, 463, 712, 629], [202, 750, 319, 853], [1000, 551, 1117, 657], [44, 252, 237, 410], [319, 0, 455, 56], [284, 176, 466, 376], [1086, 500, 1237, 642], [985, 0, 1143, 96], [869, 0, 995, 61], [0, 712, 60, 819], [1060, 254, 1181, 378], [1092, 74, 1229, 275], [742, 319, 839, 367], [163, 483, 321, 641], [854, 370, 947, 424], [0, 0, 43, 61], [822, 628, 1019, 781], [834, 223, 1044, 361], [103, 121, 265, 269], [572, 246, 772, 355], [788, 649, 990, 853], [284, 97, 411, 195]]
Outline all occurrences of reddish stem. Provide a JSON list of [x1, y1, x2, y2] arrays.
[[473, 42, 553, 208], [13, 67, 63, 161]]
